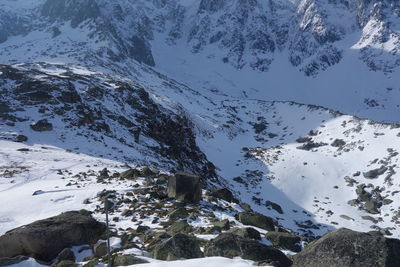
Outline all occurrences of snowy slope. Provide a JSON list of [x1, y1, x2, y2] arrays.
[[2, 62, 400, 240]]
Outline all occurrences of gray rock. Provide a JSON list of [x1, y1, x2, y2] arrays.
[[16, 135, 28, 142], [227, 227, 261, 240], [204, 233, 292, 266], [113, 255, 148, 266], [238, 212, 276, 231], [93, 242, 107, 258], [151, 233, 203, 260], [0, 211, 106, 261], [292, 228, 400, 267], [265, 201, 284, 214], [331, 139, 346, 147], [211, 219, 230, 230], [168, 207, 189, 221], [363, 166, 388, 179], [56, 248, 76, 262], [167, 173, 202, 203], [265, 232, 302, 252]]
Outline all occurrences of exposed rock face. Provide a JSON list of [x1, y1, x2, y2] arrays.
[[204, 233, 292, 267], [167, 173, 202, 203], [265, 232, 302, 253], [0, 211, 106, 261], [292, 228, 400, 267], [238, 212, 277, 231], [151, 233, 203, 261]]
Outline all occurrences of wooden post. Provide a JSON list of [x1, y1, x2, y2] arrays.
[[104, 197, 112, 267]]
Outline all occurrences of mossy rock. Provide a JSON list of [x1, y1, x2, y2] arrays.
[[168, 207, 189, 221], [151, 233, 203, 260], [120, 169, 140, 180], [238, 212, 276, 231], [113, 255, 148, 266], [167, 221, 193, 235]]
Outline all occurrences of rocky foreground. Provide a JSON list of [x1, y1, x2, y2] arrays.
[[0, 169, 399, 267]]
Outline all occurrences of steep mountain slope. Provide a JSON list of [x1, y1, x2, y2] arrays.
[[1, 0, 400, 122]]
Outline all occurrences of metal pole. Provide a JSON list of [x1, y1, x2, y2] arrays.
[[105, 197, 112, 267]]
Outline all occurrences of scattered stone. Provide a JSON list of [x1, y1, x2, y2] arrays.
[[331, 139, 346, 147], [240, 203, 253, 212], [167, 221, 193, 235], [265, 201, 283, 214], [16, 135, 28, 142], [211, 219, 231, 230], [238, 212, 276, 231], [30, 119, 53, 132], [265, 232, 302, 252], [296, 137, 312, 143], [292, 228, 400, 267], [204, 233, 292, 266], [93, 242, 108, 258], [0, 211, 106, 261], [167, 173, 202, 203], [363, 166, 388, 179], [361, 216, 378, 224], [210, 188, 238, 203], [151, 233, 203, 261], [168, 207, 189, 221], [120, 169, 140, 180]]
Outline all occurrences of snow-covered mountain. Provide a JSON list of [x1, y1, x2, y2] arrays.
[[1, 0, 400, 122], [1, 0, 400, 264]]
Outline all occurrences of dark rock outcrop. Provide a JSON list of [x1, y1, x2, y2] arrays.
[[265, 232, 302, 252], [292, 228, 400, 267], [151, 233, 203, 261], [30, 119, 53, 132], [209, 188, 238, 203], [227, 227, 261, 240], [0, 211, 106, 261], [204, 233, 292, 267], [238, 212, 276, 231], [167, 173, 202, 203]]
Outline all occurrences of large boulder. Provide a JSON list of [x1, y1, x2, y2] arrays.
[[265, 232, 302, 252], [167, 173, 202, 203], [0, 211, 106, 261], [204, 233, 292, 267], [292, 228, 400, 267], [238, 212, 276, 231], [151, 233, 203, 261]]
